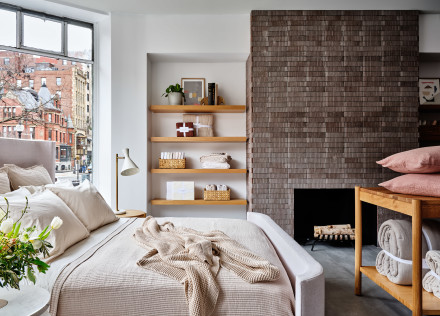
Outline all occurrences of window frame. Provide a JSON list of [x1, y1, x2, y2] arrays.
[[0, 3, 93, 64]]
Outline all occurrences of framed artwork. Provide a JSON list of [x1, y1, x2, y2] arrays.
[[181, 78, 205, 105], [419, 78, 440, 105]]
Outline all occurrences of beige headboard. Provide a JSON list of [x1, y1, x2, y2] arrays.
[[0, 138, 56, 182]]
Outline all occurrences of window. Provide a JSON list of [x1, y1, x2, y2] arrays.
[[23, 14, 62, 53], [16, 80, 21, 88], [56, 147, 59, 159], [0, 5, 93, 185]]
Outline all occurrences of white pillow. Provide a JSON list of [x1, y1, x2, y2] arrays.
[[5, 164, 53, 190], [21, 180, 74, 194], [0, 167, 10, 194], [0, 190, 90, 261], [0, 187, 31, 200], [48, 179, 118, 232]]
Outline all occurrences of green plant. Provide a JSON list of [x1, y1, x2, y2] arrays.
[[0, 198, 62, 289], [162, 83, 186, 101]]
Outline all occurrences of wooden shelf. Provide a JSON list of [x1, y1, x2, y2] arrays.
[[151, 137, 247, 143], [151, 169, 247, 174], [151, 199, 247, 205], [419, 105, 440, 112], [360, 266, 440, 315], [150, 105, 246, 113]]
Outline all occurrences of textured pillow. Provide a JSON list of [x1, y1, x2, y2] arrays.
[[377, 146, 440, 174], [5, 164, 53, 190], [0, 190, 89, 261], [48, 179, 118, 232], [0, 167, 10, 194], [379, 174, 440, 197]]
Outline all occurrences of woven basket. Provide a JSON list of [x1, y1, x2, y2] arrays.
[[204, 189, 230, 201], [159, 159, 185, 169]]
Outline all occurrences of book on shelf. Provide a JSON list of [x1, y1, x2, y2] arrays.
[[208, 82, 215, 105], [214, 84, 218, 105]]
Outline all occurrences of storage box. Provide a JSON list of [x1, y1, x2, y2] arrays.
[[159, 159, 185, 169], [203, 189, 230, 201], [176, 122, 194, 137], [183, 114, 214, 137], [167, 181, 195, 200]]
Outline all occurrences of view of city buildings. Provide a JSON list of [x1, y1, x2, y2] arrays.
[[0, 50, 92, 178]]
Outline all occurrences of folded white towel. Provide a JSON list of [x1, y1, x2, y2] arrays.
[[201, 162, 230, 169], [423, 251, 440, 298]]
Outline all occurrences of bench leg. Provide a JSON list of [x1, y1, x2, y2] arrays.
[[412, 200, 422, 316], [355, 186, 362, 295]]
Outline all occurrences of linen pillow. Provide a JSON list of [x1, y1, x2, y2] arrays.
[[0, 190, 89, 261], [377, 146, 440, 174], [0, 167, 10, 194], [379, 174, 440, 197], [5, 164, 53, 190], [0, 187, 31, 200], [48, 179, 118, 232], [21, 180, 74, 194]]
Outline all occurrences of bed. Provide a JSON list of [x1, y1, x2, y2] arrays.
[[0, 138, 324, 316]]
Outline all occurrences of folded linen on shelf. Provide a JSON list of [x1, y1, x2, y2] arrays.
[[200, 153, 231, 163], [423, 250, 440, 298], [183, 114, 214, 137], [202, 162, 230, 169], [375, 219, 440, 285]]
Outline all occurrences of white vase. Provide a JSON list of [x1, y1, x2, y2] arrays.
[[168, 92, 182, 105]]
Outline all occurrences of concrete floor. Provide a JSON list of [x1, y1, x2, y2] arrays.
[[304, 243, 412, 316]]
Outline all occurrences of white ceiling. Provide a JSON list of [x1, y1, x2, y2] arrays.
[[45, 0, 440, 15]]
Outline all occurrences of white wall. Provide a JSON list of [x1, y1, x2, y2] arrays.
[[420, 14, 440, 53], [110, 13, 250, 211]]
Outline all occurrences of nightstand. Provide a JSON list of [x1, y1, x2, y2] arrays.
[[116, 210, 146, 218], [0, 284, 50, 315]]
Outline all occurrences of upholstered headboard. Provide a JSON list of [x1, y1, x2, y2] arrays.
[[0, 138, 56, 182]]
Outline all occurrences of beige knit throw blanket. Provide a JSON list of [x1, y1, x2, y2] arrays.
[[134, 216, 280, 316]]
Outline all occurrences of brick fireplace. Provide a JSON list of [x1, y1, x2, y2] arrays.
[[247, 10, 419, 237]]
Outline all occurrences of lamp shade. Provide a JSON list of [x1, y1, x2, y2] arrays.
[[121, 148, 139, 176]]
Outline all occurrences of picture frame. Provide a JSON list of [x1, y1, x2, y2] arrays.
[[419, 78, 440, 105], [181, 78, 205, 105]]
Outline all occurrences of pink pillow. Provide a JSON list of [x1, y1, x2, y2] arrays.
[[379, 174, 440, 197], [377, 146, 440, 173]]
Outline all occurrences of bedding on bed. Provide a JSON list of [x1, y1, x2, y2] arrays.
[[44, 217, 295, 316], [134, 216, 280, 316]]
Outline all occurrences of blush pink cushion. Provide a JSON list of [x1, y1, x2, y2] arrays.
[[379, 174, 440, 197], [377, 146, 440, 173]]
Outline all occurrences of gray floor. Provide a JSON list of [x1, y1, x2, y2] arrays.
[[304, 243, 412, 316]]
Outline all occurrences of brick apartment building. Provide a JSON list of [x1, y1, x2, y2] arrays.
[[0, 51, 92, 171]]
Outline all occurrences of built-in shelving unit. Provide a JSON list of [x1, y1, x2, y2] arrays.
[[150, 105, 246, 113], [151, 169, 247, 174], [146, 52, 248, 218], [151, 199, 247, 206], [151, 137, 247, 143]]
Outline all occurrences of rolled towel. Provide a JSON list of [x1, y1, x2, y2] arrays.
[[201, 162, 230, 169], [423, 251, 440, 298], [375, 219, 438, 285], [205, 184, 216, 191], [217, 184, 228, 191]]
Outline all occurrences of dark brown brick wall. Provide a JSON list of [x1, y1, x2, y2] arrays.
[[247, 10, 419, 236]]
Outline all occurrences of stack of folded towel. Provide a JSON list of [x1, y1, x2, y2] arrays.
[[200, 153, 231, 169], [375, 219, 440, 285], [423, 250, 440, 298]]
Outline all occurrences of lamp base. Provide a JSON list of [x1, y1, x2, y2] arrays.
[[114, 210, 127, 215]]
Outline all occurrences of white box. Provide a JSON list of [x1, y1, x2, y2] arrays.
[[166, 181, 195, 200]]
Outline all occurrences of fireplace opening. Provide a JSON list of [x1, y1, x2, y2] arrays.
[[294, 189, 377, 245]]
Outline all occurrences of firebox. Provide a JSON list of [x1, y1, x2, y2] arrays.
[[293, 189, 377, 245]]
